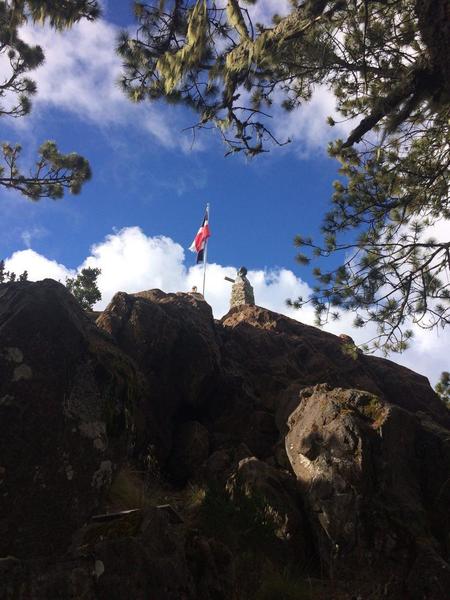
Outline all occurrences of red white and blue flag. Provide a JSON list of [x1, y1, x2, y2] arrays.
[[189, 209, 210, 263]]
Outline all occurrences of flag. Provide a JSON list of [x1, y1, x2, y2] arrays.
[[189, 209, 210, 263]]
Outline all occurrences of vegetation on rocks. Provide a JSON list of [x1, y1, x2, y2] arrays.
[[65, 267, 102, 310]]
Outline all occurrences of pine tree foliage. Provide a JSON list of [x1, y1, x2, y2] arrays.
[[0, 0, 100, 199], [119, 0, 450, 352], [65, 267, 101, 310], [1, 141, 91, 199]]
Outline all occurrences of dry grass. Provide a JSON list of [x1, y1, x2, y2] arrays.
[[107, 465, 167, 511]]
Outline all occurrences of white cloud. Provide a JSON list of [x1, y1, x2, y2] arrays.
[[21, 226, 48, 248], [5, 248, 72, 282], [14, 19, 192, 150], [247, 0, 291, 25], [82, 227, 187, 302], [232, 83, 348, 158], [402, 325, 449, 383], [423, 219, 450, 244], [271, 85, 354, 156], [4, 226, 449, 386]]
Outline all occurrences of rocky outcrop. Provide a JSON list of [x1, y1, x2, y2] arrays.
[[286, 384, 450, 596], [1, 282, 449, 599], [96, 289, 220, 460], [0, 280, 147, 558], [0, 508, 235, 600], [219, 304, 449, 428]]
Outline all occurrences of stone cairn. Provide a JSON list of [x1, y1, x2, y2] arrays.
[[226, 266, 255, 309]]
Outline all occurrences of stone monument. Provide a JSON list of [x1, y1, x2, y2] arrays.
[[225, 266, 255, 309]]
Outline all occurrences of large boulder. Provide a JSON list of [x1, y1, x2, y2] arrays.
[[211, 303, 450, 475], [285, 384, 450, 597], [96, 290, 221, 459], [0, 280, 146, 558], [220, 305, 450, 428]]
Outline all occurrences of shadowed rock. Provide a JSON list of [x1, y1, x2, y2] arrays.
[[1, 286, 449, 598], [96, 290, 220, 460], [0, 280, 146, 558]]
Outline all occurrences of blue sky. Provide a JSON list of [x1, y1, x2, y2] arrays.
[[1, 1, 449, 384]]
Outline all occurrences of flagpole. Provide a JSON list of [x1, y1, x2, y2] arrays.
[[202, 203, 210, 297]]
